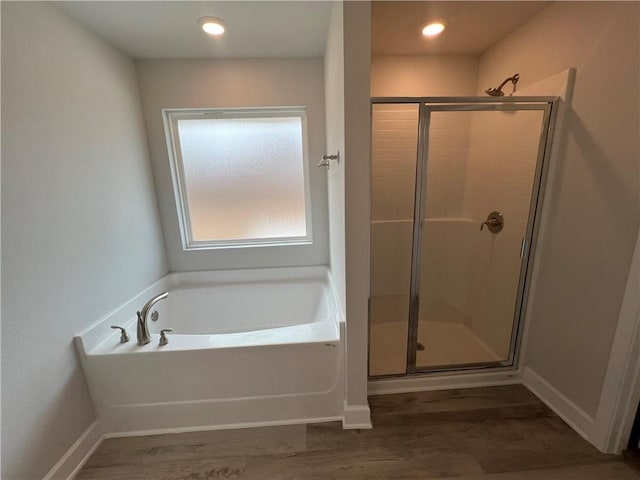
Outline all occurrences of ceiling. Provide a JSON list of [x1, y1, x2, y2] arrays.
[[372, 1, 550, 55], [56, 1, 333, 59], [57, 1, 551, 60]]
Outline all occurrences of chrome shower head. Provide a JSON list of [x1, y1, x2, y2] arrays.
[[485, 73, 520, 97], [485, 87, 505, 97]]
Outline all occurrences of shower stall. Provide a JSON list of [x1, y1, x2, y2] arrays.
[[369, 97, 557, 377]]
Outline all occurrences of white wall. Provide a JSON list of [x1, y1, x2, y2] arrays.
[[478, 2, 639, 417], [343, 1, 371, 422], [371, 55, 479, 97], [136, 58, 328, 272], [324, 2, 346, 316], [1, 3, 168, 479]]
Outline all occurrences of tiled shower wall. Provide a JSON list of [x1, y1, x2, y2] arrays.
[[370, 106, 473, 303], [370, 104, 417, 299], [420, 113, 473, 325]]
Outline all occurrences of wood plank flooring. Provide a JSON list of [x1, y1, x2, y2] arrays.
[[76, 385, 639, 479]]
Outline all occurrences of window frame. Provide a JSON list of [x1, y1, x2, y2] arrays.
[[163, 107, 313, 251]]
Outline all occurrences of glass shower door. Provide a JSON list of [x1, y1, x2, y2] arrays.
[[369, 103, 419, 376], [412, 105, 551, 371]]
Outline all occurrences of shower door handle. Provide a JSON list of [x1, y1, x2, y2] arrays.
[[480, 211, 504, 233]]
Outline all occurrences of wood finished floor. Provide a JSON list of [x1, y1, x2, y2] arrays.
[[76, 385, 639, 479]]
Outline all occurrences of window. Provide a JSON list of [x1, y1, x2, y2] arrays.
[[163, 108, 312, 250]]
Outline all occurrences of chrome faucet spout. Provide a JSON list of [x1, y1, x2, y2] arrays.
[[136, 291, 168, 346], [136, 311, 151, 346]]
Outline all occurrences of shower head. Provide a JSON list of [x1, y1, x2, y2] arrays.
[[485, 73, 520, 97], [485, 87, 506, 97]]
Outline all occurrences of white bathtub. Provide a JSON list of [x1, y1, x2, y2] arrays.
[[75, 266, 345, 435]]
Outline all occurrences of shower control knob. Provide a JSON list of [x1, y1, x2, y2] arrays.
[[480, 211, 504, 233], [481, 218, 499, 229]]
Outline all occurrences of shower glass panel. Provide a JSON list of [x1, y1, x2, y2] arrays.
[[369, 103, 419, 376], [414, 107, 547, 370]]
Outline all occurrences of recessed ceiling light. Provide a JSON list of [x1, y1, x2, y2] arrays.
[[198, 16, 226, 36], [422, 22, 445, 37]]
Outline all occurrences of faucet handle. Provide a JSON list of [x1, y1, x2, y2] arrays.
[[480, 211, 504, 233], [110, 325, 130, 343], [159, 329, 173, 346]]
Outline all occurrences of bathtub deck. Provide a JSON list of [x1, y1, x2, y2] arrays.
[[76, 385, 638, 480]]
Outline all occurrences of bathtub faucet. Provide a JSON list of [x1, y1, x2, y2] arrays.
[[136, 291, 168, 346]]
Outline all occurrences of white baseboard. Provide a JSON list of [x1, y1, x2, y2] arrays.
[[43, 420, 104, 480], [342, 403, 372, 429], [522, 367, 595, 440], [368, 369, 521, 395]]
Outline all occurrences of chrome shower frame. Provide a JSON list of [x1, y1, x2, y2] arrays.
[[368, 96, 559, 378]]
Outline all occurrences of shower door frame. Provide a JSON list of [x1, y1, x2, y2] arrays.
[[369, 96, 559, 378]]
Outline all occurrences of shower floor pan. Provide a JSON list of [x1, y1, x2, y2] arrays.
[[370, 319, 500, 377]]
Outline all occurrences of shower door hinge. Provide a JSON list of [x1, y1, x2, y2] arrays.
[[520, 238, 528, 258]]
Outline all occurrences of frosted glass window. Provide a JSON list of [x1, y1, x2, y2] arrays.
[[164, 109, 311, 249]]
